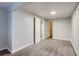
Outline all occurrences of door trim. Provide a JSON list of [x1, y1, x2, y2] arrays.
[[33, 17, 35, 44]]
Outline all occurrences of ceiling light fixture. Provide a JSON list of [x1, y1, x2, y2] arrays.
[[51, 11, 56, 15]]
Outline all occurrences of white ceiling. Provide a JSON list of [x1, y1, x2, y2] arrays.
[[0, 2, 15, 9], [0, 2, 23, 9], [19, 2, 77, 20], [0, 2, 77, 20]]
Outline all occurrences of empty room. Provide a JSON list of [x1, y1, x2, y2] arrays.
[[0, 2, 79, 56]]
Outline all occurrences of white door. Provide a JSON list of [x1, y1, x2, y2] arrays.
[[40, 20, 45, 40], [35, 17, 41, 43]]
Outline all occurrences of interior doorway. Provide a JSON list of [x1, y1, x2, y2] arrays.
[[40, 20, 43, 39], [40, 20, 45, 40], [47, 21, 53, 39], [33, 17, 41, 44]]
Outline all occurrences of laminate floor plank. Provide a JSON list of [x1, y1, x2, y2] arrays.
[[3, 39, 76, 56]]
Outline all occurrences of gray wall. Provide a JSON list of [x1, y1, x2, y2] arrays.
[[11, 9, 34, 52], [0, 9, 6, 50], [5, 10, 12, 52], [53, 18, 71, 41], [71, 5, 79, 55]]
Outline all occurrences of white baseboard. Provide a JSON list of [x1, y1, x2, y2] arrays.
[[11, 42, 34, 54], [0, 47, 12, 53], [0, 47, 6, 51], [71, 40, 79, 56], [6, 47, 12, 53], [36, 40, 40, 43], [53, 37, 71, 41]]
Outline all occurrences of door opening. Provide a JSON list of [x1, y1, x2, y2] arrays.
[[33, 17, 41, 44], [48, 21, 52, 39], [40, 20, 43, 39]]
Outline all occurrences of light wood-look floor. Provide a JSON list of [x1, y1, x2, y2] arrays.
[[3, 39, 76, 56]]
